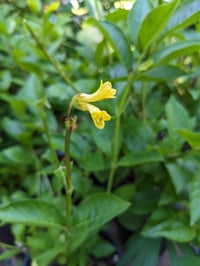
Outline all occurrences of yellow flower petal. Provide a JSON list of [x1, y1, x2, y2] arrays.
[[70, 80, 115, 129], [78, 80, 116, 103], [84, 103, 111, 129], [91, 110, 111, 129]]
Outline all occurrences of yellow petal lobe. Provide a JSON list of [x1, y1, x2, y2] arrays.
[[91, 110, 111, 129]]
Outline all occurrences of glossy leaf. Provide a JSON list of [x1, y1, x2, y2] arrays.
[[164, 0, 200, 38], [0, 200, 65, 229], [127, 0, 151, 44], [72, 193, 130, 234], [152, 40, 200, 65], [140, 65, 186, 81], [138, 0, 178, 51]]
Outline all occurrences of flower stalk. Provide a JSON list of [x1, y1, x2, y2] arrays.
[[64, 114, 76, 228]]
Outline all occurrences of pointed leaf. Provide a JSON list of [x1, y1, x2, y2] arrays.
[[152, 40, 200, 65], [72, 193, 130, 234], [138, 0, 178, 51], [89, 18, 132, 71], [164, 0, 200, 38], [0, 200, 65, 229], [127, 0, 151, 44]]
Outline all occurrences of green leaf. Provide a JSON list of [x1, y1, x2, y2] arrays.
[[17, 74, 44, 102], [72, 193, 130, 234], [35, 244, 65, 266], [89, 18, 133, 71], [83, 150, 105, 171], [0, 70, 12, 91], [140, 65, 186, 81], [2, 118, 32, 144], [152, 40, 200, 65], [91, 238, 115, 258], [122, 118, 155, 152], [138, 0, 178, 51], [118, 234, 161, 266], [143, 211, 195, 242], [165, 162, 189, 194], [0, 200, 65, 229], [0, 145, 36, 165], [176, 129, 200, 149], [127, 0, 151, 44], [164, 0, 200, 38], [0, 248, 20, 261], [181, 256, 200, 266], [167, 241, 182, 266], [189, 169, 200, 225], [165, 96, 194, 149], [118, 150, 164, 167]]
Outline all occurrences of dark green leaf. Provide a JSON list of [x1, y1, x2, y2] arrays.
[[181, 255, 200, 266], [118, 234, 161, 266], [2, 118, 32, 144], [152, 40, 200, 65], [72, 193, 130, 234], [118, 150, 164, 167], [143, 213, 195, 242], [0, 146, 37, 165], [0, 200, 65, 229], [140, 65, 186, 81]]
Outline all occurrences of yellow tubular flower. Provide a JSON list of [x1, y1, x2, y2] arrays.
[[87, 103, 111, 129], [70, 80, 116, 129]]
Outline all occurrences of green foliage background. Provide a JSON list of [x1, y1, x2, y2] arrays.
[[1, 0, 200, 265]]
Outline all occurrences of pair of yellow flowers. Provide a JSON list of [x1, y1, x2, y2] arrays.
[[71, 81, 116, 129]]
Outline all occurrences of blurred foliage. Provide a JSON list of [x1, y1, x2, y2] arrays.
[[1, 0, 200, 265]]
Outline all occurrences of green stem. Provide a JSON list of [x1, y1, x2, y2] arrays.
[[107, 71, 137, 192], [41, 110, 60, 167], [141, 82, 147, 121], [23, 20, 78, 93], [64, 117, 74, 228], [107, 115, 120, 192]]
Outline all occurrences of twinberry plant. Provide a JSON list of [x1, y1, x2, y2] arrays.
[[1, 0, 200, 265]]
